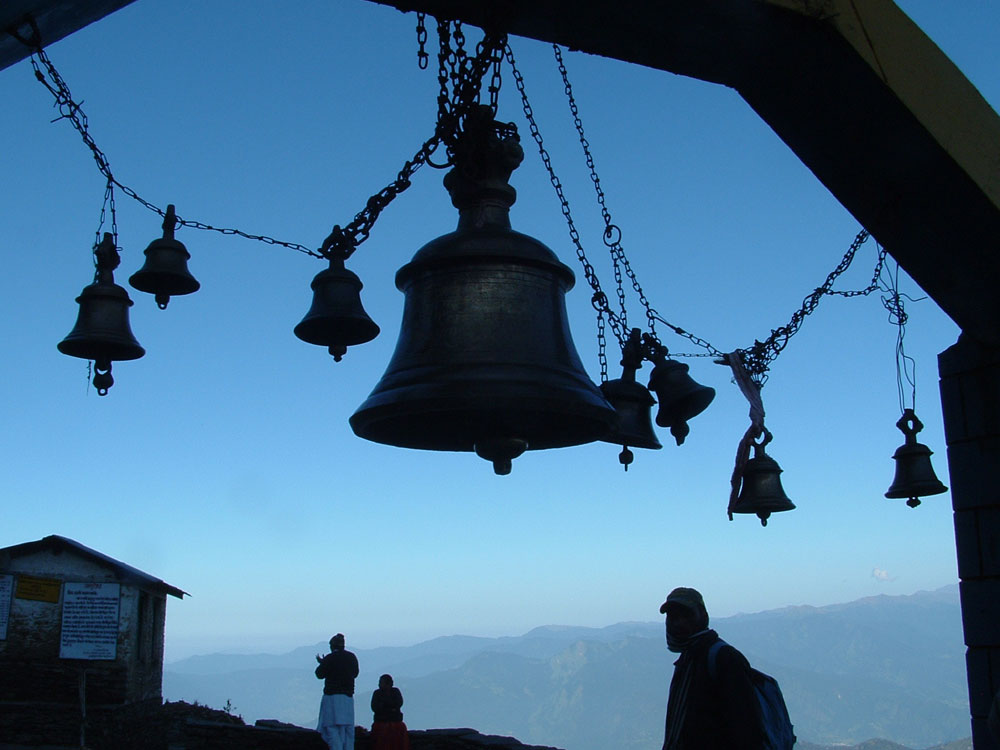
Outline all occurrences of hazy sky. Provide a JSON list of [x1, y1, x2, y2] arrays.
[[1, 1, 993, 661]]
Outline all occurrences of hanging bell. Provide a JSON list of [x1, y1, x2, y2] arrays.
[[647, 348, 715, 445], [350, 106, 616, 474], [58, 233, 145, 395], [885, 409, 948, 507], [294, 254, 380, 361], [129, 204, 200, 309], [600, 328, 661, 469], [731, 430, 795, 526]]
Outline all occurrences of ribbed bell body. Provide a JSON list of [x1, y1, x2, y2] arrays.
[[129, 205, 200, 309], [885, 409, 948, 507], [731, 450, 795, 526], [294, 256, 380, 361], [647, 355, 715, 445], [58, 280, 145, 364], [350, 111, 615, 474]]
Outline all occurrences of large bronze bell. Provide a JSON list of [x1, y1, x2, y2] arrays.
[[294, 255, 380, 361], [350, 107, 616, 475], [58, 233, 145, 395], [731, 430, 795, 526], [129, 205, 200, 309], [600, 328, 661, 469], [885, 409, 948, 507], [647, 348, 715, 445]]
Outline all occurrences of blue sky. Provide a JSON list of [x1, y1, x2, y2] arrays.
[[0, 1, 993, 661]]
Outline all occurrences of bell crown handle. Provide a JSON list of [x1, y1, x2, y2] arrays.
[[896, 408, 924, 443]]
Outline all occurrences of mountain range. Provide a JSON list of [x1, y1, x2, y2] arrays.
[[164, 585, 969, 750]]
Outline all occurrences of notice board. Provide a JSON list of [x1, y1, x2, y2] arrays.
[[60, 582, 120, 660]]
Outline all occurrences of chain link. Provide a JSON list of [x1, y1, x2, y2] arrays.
[[415, 13, 429, 70]]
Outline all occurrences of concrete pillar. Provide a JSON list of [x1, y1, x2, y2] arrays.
[[939, 335, 1000, 750]]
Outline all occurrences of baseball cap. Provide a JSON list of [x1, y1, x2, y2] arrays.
[[659, 587, 705, 615]]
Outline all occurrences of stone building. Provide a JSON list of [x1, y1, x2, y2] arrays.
[[0, 534, 186, 747]]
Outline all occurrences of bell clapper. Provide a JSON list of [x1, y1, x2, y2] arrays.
[[475, 438, 529, 476], [619, 446, 634, 470], [669, 422, 690, 446], [92, 359, 113, 396]]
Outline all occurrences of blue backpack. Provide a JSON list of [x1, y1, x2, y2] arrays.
[[708, 640, 796, 749]]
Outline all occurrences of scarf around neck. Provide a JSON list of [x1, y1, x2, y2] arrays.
[[667, 627, 711, 654]]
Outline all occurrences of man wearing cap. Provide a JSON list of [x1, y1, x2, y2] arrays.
[[316, 633, 360, 750], [660, 587, 764, 749]]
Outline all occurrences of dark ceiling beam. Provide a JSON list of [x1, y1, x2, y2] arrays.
[[0, 0, 137, 72], [366, 0, 1000, 347]]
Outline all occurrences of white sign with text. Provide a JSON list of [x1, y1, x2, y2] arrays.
[[60, 582, 120, 660]]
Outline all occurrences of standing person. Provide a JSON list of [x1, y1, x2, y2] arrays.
[[660, 587, 765, 749], [315, 633, 360, 750], [370, 674, 410, 750]]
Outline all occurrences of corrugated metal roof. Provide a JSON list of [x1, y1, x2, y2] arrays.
[[0, 534, 187, 599]]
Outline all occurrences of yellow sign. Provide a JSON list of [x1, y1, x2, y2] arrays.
[[15, 576, 61, 603]]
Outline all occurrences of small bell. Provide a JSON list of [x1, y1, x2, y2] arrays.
[[885, 409, 948, 507], [129, 205, 200, 309], [647, 348, 715, 445], [58, 233, 145, 395], [294, 254, 380, 361], [731, 430, 795, 526], [600, 329, 661, 469]]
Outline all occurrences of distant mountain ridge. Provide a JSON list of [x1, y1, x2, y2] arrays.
[[164, 585, 968, 750]]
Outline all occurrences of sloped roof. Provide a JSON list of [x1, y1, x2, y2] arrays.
[[0, 535, 187, 599]]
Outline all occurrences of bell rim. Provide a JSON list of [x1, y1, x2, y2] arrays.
[[350, 391, 617, 452], [293, 318, 380, 347], [885, 482, 948, 499]]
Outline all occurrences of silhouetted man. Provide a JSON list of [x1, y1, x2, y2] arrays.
[[661, 587, 764, 749], [316, 633, 360, 750]]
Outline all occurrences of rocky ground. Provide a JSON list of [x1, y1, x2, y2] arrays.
[[87, 700, 564, 750]]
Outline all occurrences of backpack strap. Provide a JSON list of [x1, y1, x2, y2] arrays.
[[706, 639, 727, 680]]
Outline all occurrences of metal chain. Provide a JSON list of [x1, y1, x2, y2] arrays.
[[554, 45, 637, 336], [551, 44, 730, 361], [738, 229, 885, 382], [25, 19, 505, 263], [28, 46, 323, 258], [327, 22, 507, 258], [21, 17, 893, 378], [416, 13, 429, 70], [504, 41, 628, 358], [596, 310, 609, 382]]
